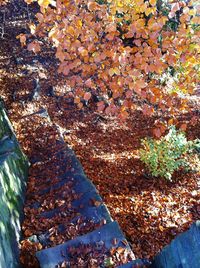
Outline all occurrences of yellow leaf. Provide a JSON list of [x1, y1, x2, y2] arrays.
[[149, 0, 156, 6], [108, 67, 120, 76], [38, 0, 52, 8], [159, 225, 164, 232], [29, 23, 36, 35]]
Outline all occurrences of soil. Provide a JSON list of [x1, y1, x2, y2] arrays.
[[0, 0, 200, 265]]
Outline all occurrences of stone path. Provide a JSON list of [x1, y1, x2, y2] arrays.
[[20, 108, 148, 267]]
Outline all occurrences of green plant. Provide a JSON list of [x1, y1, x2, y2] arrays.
[[139, 126, 200, 181]]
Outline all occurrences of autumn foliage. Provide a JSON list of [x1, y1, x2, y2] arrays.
[[21, 0, 199, 121]]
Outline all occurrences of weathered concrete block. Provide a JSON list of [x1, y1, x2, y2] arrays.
[[36, 221, 135, 268], [0, 100, 29, 268], [0, 101, 15, 140], [151, 221, 200, 268]]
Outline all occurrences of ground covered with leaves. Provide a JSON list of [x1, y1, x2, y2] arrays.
[[0, 0, 200, 265]]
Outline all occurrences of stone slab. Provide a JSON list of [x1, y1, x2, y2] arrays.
[[151, 221, 200, 268], [118, 259, 151, 267], [37, 204, 112, 247], [36, 221, 134, 268]]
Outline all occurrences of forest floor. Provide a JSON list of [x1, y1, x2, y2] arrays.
[[0, 0, 200, 265]]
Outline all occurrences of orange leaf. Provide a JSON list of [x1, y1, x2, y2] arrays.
[[87, 1, 100, 11], [153, 128, 162, 138], [74, 96, 80, 104], [84, 92, 92, 101], [27, 41, 41, 53], [16, 34, 26, 47], [168, 118, 174, 126], [180, 123, 187, 131], [77, 102, 83, 109], [142, 104, 154, 116], [97, 101, 105, 112]]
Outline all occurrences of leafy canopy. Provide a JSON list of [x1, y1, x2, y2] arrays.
[[22, 0, 200, 121]]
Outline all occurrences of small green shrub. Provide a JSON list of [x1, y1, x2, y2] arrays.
[[139, 126, 200, 181]]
